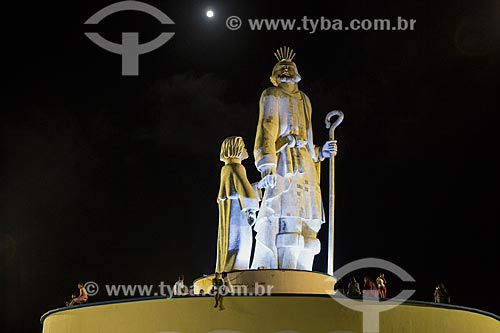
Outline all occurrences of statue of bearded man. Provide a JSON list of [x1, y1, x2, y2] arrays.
[[251, 46, 338, 271]]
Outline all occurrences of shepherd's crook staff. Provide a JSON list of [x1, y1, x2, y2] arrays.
[[325, 110, 344, 276]]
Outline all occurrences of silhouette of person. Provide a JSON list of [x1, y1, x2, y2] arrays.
[[212, 272, 224, 309], [66, 282, 88, 306], [173, 274, 185, 296], [376, 273, 387, 299], [334, 278, 346, 295], [363, 276, 378, 299], [434, 282, 450, 304], [221, 272, 234, 295], [347, 276, 361, 297]]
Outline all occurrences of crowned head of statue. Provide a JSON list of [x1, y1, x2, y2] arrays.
[[270, 46, 302, 87]]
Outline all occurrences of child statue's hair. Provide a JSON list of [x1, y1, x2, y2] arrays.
[[220, 136, 245, 161]]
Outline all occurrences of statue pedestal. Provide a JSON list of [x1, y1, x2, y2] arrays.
[[41, 270, 500, 333], [193, 269, 336, 295]]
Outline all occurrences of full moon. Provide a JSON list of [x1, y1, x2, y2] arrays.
[[206, 10, 214, 18]]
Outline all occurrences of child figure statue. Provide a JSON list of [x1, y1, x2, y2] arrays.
[[216, 136, 260, 273]]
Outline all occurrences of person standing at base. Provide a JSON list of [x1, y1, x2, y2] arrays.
[[376, 273, 387, 299], [173, 274, 185, 296], [363, 276, 378, 299], [334, 278, 346, 295], [221, 272, 234, 295], [434, 282, 450, 304], [347, 276, 361, 297], [251, 46, 338, 271], [216, 136, 260, 273], [215, 271, 234, 310]]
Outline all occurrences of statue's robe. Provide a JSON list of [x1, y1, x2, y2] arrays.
[[251, 86, 325, 270]]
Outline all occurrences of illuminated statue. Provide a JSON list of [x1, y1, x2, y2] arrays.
[[251, 46, 338, 270], [216, 136, 260, 273]]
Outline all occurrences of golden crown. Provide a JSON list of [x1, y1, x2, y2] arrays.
[[274, 46, 296, 62]]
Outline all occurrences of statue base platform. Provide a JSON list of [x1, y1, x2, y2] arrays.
[[41, 293, 500, 333], [193, 269, 336, 295]]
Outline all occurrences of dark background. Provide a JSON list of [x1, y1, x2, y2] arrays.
[[2, 0, 499, 332]]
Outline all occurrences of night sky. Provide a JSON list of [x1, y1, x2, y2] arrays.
[[2, 0, 500, 332]]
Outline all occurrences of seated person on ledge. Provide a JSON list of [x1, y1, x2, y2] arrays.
[[66, 282, 88, 306]]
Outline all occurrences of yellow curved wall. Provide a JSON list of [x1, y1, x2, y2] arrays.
[[42, 296, 500, 333]]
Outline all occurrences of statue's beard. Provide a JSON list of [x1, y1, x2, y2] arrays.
[[278, 74, 301, 83]]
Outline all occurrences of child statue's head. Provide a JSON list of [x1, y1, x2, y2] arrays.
[[220, 136, 248, 162]]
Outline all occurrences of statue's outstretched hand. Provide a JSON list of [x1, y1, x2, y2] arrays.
[[258, 165, 277, 189], [321, 140, 338, 158]]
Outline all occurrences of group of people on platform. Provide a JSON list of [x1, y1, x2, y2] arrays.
[[334, 274, 451, 304], [334, 273, 387, 299], [64, 273, 450, 307]]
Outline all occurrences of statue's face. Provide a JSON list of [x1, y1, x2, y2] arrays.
[[242, 146, 249, 160], [270, 61, 301, 86], [275, 61, 298, 82]]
